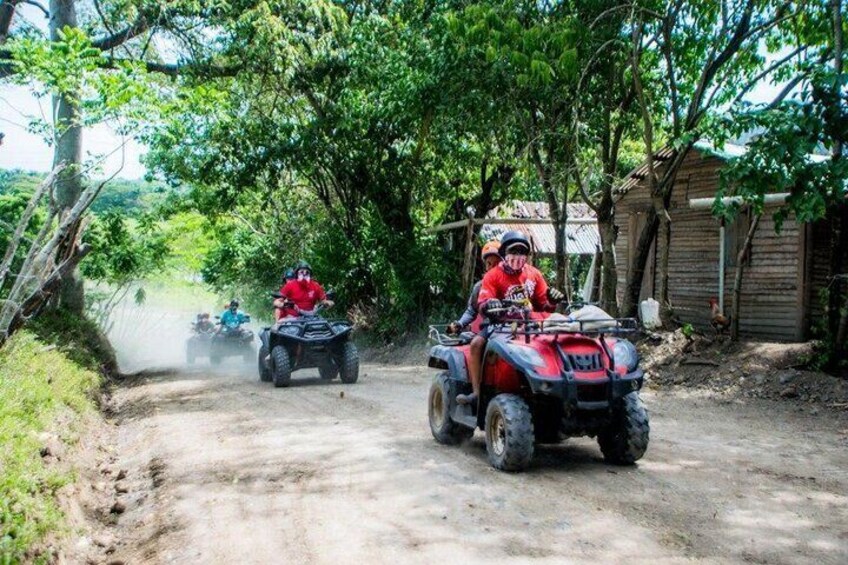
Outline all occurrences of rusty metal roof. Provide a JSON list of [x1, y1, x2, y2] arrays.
[[480, 201, 599, 256]]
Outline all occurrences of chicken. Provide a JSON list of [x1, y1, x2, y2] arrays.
[[709, 298, 731, 336]]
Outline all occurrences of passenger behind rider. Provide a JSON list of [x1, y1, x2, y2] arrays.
[[219, 300, 250, 335], [447, 240, 502, 335], [274, 268, 297, 322], [456, 231, 564, 406], [274, 261, 334, 321]]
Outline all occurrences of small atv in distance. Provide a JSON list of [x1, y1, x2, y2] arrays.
[[258, 296, 359, 388], [427, 302, 648, 472], [186, 321, 214, 364], [209, 317, 256, 365]]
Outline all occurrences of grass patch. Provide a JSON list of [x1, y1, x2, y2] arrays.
[[28, 310, 117, 376], [0, 331, 101, 564]]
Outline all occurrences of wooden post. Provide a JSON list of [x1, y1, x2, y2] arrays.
[[591, 245, 602, 303], [460, 214, 476, 295]]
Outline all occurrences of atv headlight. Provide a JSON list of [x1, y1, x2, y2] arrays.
[[504, 343, 546, 367], [612, 340, 639, 372], [278, 325, 300, 336]]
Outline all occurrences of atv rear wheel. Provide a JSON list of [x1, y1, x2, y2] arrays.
[[271, 346, 292, 388], [429, 373, 473, 445], [258, 344, 271, 382], [598, 392, 649, 465], [338, 342, 359, 384], [485, 394, 534, 472]]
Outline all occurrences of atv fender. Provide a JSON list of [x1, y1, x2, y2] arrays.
[[428, 345, 469, 382], [258, 328, 271, 349]]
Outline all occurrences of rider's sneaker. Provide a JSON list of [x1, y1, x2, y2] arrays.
[[456, 393, 477, 406]]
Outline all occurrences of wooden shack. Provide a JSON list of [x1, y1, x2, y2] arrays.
[[614, 142, 842, 342]]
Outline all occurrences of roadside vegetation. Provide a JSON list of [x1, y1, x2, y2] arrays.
[[0, 330, 102, 563]]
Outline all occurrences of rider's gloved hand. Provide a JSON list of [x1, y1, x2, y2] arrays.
[[446, 322, 462, 335], [547, 288, 565, 302], [483, 299, 503, 316], [323, 300, 335, 309]]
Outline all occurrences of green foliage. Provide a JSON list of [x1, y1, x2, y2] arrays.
[[0, 172, 45, 257], [0, 332, 100, 564], [682, 323, 695, 339], [81, 211, 170, 287], [714, 69, 847, 230]]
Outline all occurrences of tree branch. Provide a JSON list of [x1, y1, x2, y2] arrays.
[[21, 0, 47, 17], [92, 14, 153, 51], [728, 44, 808, 107]]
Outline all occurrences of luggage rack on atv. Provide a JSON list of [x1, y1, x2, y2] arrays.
[[429, 316, 640, 346]]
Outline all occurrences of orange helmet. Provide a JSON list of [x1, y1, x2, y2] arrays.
[[481, 240, 501, 260]]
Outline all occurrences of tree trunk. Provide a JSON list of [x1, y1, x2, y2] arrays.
[[49, 0, 86, 314], [730, 213, 761, 341], [622, 208, 658, 317], [597, 215, 619, 316], [460, 214, 476, 295], [830, 0, 846, 368], [655, 197, 672, 325]]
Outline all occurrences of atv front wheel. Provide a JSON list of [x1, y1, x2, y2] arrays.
[[258, 344, 271, 382], [429, 373, 473, 445], [485, 394, 534, 472], [338, 342, 359, 384], [186, 342, 196, 365], [271, 346, 292, 388], [598, 392, 650, 465]]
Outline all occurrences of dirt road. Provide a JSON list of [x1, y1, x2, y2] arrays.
[[102, 359, 848, 564]]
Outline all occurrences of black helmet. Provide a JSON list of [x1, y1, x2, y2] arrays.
[[499, 230, 531, 257], [294, 260, 312, 274], [282, 268, 295, 283], [229, 299, 239, 309]]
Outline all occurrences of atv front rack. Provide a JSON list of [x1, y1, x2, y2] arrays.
[[489, 316, 640, 338], [429, 318, 639, 347]]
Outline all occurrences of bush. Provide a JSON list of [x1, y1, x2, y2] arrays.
[[0, 332, 101, 563]]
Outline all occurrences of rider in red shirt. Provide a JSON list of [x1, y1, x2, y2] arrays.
[[457, 231, 563, 406], [274, 261, 334, 319]]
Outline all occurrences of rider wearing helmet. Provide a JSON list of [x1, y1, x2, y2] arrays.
[[447, 240, 502, 335], [456, 231, 563, 406], [219, 299, 250, 333], [275, 261, 334, 319]]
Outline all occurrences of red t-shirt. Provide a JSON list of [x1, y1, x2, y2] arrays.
[[477, 264, 551, 312], [279, 279, 327, 318]]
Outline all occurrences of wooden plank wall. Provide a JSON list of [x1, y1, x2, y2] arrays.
[[615, 149, 803, 341], [808, 210, 848, 337]]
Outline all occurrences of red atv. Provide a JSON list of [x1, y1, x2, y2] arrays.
[[427, 301, 649, 472]]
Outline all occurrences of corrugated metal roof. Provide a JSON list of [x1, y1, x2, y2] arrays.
[[479, 219, 600, 256], [479, 200, 599, 256]]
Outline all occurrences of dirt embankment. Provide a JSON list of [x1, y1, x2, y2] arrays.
[[640, 330, 848, 414]]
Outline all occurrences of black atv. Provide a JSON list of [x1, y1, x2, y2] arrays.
[[186, 318, 216, 364], [257, 295, 359, 388], [209, 317, 256, 365]]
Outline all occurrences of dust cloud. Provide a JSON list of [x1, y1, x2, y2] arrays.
[[105, 285, 268, 374]]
